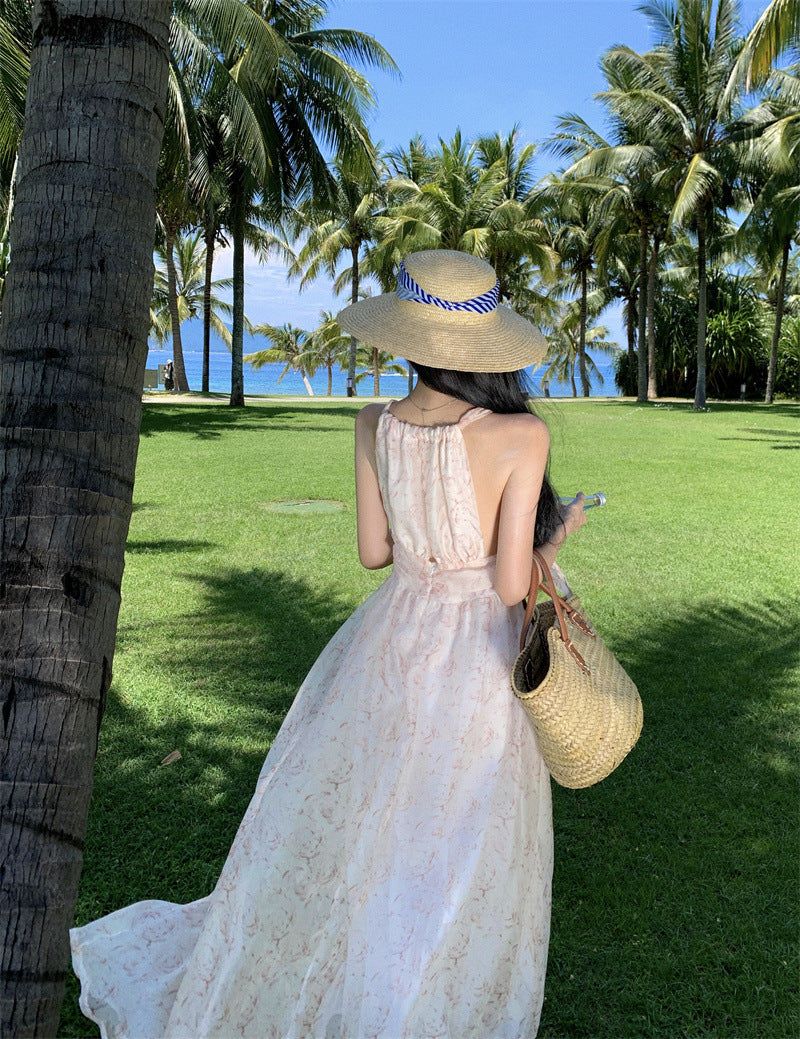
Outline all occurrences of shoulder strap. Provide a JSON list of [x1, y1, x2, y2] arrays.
[[457, 406, 492, 428]]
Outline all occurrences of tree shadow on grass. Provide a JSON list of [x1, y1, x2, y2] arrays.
[[126, 538, 217, 554], [716, 424, 800, 448], [591, 400, 799, 419], [540, 598, 799, 1038], [139, 402, 359, 440]]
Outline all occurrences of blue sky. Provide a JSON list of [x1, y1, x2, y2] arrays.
[[208, 0, 768, 353]]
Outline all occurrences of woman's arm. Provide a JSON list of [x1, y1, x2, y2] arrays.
[[354, 404, 393, 570], [493, 416, 586, 605], [534, 495, 587, 573]]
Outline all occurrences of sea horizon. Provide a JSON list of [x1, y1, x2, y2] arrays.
[[148, 324, 622, 399]]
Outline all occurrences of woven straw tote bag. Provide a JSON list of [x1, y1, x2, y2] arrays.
[[511, 550, 643, 789]]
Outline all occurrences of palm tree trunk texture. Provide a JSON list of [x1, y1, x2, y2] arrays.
[[694, 206, 708, 410], [646, 235, 659, 400], [765, 236, 789, 405], [165, 224, 189, 392], [637, 223, 648, 403], [0, 3, 170, 1036], [327, 364, 333, 396], [202, 219, 216, 395], [372, 346, 380, 397], [578, 267, 590, 397], [229, 170, 245, 408], [347, 244, 359, 397]]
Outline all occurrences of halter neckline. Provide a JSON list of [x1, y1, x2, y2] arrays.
[[382, 403, 491, 431]]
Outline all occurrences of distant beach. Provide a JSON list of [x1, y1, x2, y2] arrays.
[[147, 325, 621, 398]]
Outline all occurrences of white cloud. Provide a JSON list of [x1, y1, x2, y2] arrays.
[[211, 244, 346, 330]]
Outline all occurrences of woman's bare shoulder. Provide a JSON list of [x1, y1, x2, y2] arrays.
[[355, 402, 388, 434], [480, 410, 550, 447]]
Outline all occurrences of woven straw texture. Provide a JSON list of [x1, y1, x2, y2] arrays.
[[337, 250, 548, 372], [511, 596, 643, 789]]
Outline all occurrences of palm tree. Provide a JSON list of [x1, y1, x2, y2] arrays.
[[730, 0, 799, 91], [0, 0, 283, 338], [302, 311, 351, 396], [601, 0, 747, 409], [549, 54, 681, 402], [370, 141, 554, 368], [738, 181, 800, 401], [142, 0, 294, 393], [362, 138, 434, 393], [387, 133, 435, 185], [736, 63, 800, 401], [291, 154, 388, 397], [155, 145, 197, 391], [602, 230, 642, 382], [190, 84, 232, 393], [151, 231, 234, 354], [0, 3, 171, 1034], [245, 321, 317, 395], [355, 346, 407, 394], [207, 2, 396, 407], [6, 0, 395, 405], [190, 86, 294, 395], [539, 301, 619, 397], [474, 126, 556, 302], [369, 129, 555, 383], [538, 172, 608, 396]]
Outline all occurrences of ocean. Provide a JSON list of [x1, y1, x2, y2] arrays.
[[147, 325, 621, 398]]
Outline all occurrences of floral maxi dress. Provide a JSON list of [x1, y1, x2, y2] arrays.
[[70, 405, 554, 1039]]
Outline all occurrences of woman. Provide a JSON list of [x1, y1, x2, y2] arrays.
[[71, 250, 585, 1038]]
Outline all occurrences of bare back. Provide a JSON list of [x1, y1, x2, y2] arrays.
[[356, 398, 550, 605]]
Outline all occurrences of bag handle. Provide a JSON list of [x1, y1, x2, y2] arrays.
[[518, 550, 593, 675]]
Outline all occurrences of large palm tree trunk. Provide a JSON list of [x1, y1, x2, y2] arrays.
[[637, 222, 648, 403], [0, 3, 170, 1036], [694, 206, 708, 410], [229, 169, 245, 407], [578, 267, 590, 397], [646, 235, 660, 400], [372, 346, 380, 397], [765, 235, 789, 405], [165, 224, 190, 392], [347, 244, 359, 397], [202, 218, 216, 395]]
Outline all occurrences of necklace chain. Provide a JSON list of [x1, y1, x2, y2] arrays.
[[408, 392, 459, 415]]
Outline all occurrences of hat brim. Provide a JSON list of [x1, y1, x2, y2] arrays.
[[337, 292, 548, 373]]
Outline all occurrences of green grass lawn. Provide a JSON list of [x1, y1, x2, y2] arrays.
[[60, 398, 799, 1038]]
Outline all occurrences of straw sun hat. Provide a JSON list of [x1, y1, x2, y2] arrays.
[[336, 250, 547, 373]]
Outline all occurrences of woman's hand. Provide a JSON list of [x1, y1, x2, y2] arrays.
[[533, 493, 588, 574], [558, 492, 589, 540]]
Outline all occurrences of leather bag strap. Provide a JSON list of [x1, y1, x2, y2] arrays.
[[519, 554, 544, 651], [518, 550, 593, 674]]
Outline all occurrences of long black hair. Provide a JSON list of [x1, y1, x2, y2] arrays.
[[410, 362, 560, 548]]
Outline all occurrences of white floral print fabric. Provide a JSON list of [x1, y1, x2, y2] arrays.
[[70, 405, 553, 1039]]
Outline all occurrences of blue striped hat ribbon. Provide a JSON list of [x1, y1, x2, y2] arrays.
[[396, 261, 499, 313]]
